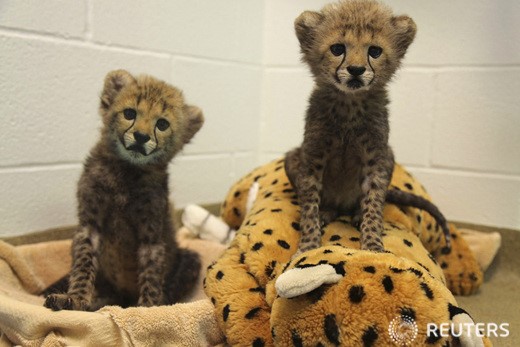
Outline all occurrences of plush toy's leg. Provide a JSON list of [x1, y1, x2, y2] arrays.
[[435, 226, 483, 295], [449, 304, 486, 347], [458, 229, 501, 272], [182, 204, 236, 244], [220, 160, 283, 229], [205, 238, 273, 346], [183, 182, 259, 245], [275, 263, 343, 298]]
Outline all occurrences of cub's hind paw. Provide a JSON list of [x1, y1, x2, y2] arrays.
[[44, 293, 89, 311]]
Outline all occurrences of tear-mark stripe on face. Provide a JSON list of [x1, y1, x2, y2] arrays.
[[153, 123, 160, 150], [334, 52, 347, 83], [121, 110, 137, 148], [367, 51, 376, 85]]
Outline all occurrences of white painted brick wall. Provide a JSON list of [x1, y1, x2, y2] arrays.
[[1, 0, 519, 236], [261, 0, 520, 230], [91, 0, 264, 64], [171, 57, 262, 154], [0, 0, 262, 236], [0, 0, 86, 38]]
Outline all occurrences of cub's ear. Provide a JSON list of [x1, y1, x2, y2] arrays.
[[100, 69, 136, 111], [294, 11, 324, 53], [391, 15, 417, 58], [182, 105, 204, 144]]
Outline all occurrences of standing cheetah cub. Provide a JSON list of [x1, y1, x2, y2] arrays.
[[44, 70, 203, 311], [286, 0, 450, 254]]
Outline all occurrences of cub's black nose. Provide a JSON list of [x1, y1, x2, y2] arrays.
[[347, 65, 366, 76], [133, 132, 150, 144]]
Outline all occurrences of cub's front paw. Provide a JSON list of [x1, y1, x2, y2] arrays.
[[44, 293, 89, 311]]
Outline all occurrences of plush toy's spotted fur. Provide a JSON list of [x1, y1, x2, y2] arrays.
[[285, 0, 450, 256], [44, 70, 203, 311], [206, 159, 485, 346]]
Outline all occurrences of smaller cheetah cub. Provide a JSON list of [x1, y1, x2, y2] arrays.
[[44, 70, 203, 311], [286, 0, 451, 255]]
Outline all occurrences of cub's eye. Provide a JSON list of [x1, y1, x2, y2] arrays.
[[330, 44, 346, 56], [368, 46, 383, 59], [123, 108, 137, 120], [156, 118, 170, 131]]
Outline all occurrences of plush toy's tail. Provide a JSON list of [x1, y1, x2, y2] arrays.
[[386, 189, 451, 251]]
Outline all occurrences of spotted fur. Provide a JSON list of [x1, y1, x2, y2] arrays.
[[206, 159, 485, 346], [44, 70, 203, 311], [286, 0, 449, 255]]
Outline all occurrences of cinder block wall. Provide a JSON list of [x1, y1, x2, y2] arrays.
[[0, 0, 263, 236], [261, 0, 520, 230], [1, 0, 519, 236]]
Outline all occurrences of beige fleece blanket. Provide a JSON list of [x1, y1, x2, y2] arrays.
[[0, 226, 500, 347], [0, 228, 226, 347]]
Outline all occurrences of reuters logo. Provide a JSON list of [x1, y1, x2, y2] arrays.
[[388, 315, 418, 346]]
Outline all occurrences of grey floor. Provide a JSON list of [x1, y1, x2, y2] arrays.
[[455, 227, 520, 347]]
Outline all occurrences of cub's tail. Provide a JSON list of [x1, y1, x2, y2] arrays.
[[165, 247, 201, 304], [386, 189, 451, 252]]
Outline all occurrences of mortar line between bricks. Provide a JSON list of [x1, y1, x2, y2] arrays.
[[0, 151, 256, 172], [263, 63, 520, 70], [0, 28, 169, 60], [0, 162, 83, 173], [0, 27, 262, 67], [170, 53, 262, 68], [178, 151, 255, 160], [406, 165, 520, 181], [84, 0, 93, 41], [404, 64, 520, 70], [0, 25, 82, 41], [428, 71, 439, 168]]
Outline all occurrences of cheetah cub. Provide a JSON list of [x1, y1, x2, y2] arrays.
[[44, 70, 203, 311], [286, 0, 450, 255]]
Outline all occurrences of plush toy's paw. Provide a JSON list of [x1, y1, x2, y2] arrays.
[[436, 227, 483, 295], [451, 310, 485, 347], [246, 181, 259, 212], [275, 264, 343, 298], [459, 229, 501, 271], [44, 293, 89, 311], [182, 204, 236, 244]]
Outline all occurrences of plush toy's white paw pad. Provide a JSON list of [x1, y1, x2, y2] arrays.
[[275, 264, 343, 299], [246, 182, 259, 213], [182, 204, 208, 235], [182, 204, 235, 244], [452, 313, 485, 347]]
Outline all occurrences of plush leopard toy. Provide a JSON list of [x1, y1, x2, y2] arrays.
[[205, 159, 489, 346]]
